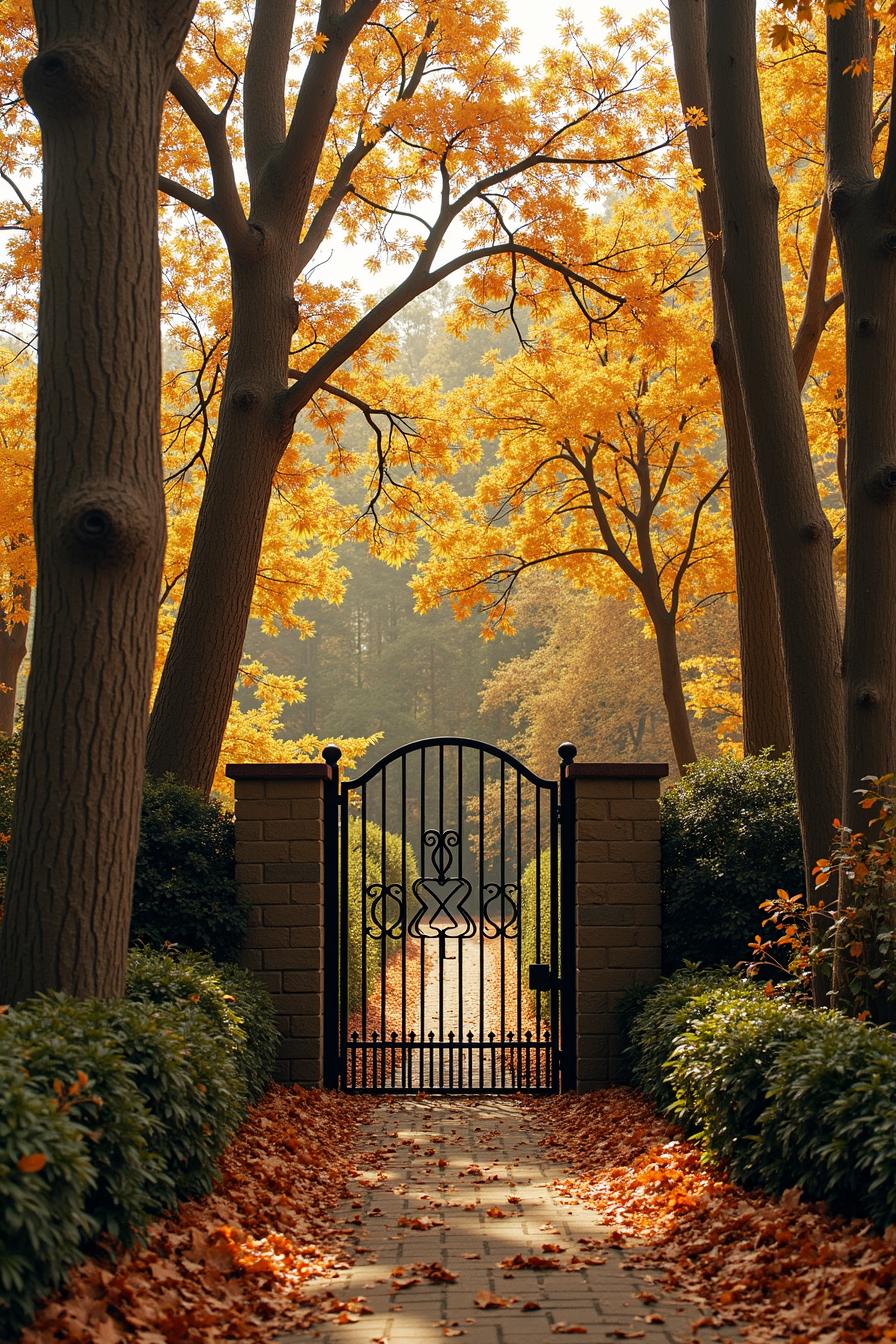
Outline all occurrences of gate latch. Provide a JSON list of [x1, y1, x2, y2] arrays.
[[528, 963, 559, 992]]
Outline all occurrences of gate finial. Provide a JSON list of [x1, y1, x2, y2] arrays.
[[558, 742, 577, 771], [322, 743, 342, 767]]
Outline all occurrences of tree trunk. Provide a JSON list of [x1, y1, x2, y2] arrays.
[[669, 0, 790, 757], [146, 251, 294, 794], [0, 584, 29, 735], [825, 11, 896, 835], [0, 0, 195, 1003], [705, 0, 843, 914], [653, 609, 698, 773]]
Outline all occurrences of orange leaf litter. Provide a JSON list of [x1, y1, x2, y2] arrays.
[[23, 1085, 376, 1343], [531, 1088, 896, 1344]]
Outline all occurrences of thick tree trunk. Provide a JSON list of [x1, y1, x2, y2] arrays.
[[145, 252, 295, 795], [0, 584, 29, 735], [653, 610, 698, 773], [825, 13, 896, 834], [0, 0, 195, 1003], [705, 0, 843, 914], [669, 0, 790, 757]]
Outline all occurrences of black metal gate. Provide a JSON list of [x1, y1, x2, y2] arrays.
[[322, 738, 576, 1093]]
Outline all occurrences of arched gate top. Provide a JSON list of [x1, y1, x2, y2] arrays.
[[336, 735, 561, 793]]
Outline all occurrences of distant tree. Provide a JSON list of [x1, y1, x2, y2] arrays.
[[413, 236, 733, 772], [0, 0, 197, 1002]]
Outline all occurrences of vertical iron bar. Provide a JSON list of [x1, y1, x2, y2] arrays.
[[549, 778, 561, 1094], [401, 752, 407, 1089], [559, 745, 577, 1092], [499, 759, 506, 1091], [457, 746, 464, 1068], [360, 782, 368, 1058], [380, 767, 387, 1090], [535, 787, 542, 1053], [478, 749, 485, 1093], [322, 747, 341, 1088], [419, 747, 426, 1066], [438, 744, 445, 1047], [516, 770, 523, 1049], [339, 782, 350, 1090]]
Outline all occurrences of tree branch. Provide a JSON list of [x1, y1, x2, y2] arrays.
[[243, 0, 296, 186], [792, 194, 843, 390], [167, 69, 247, 243]]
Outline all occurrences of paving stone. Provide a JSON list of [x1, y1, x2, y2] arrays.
[[277, 1097, 742, 1344]]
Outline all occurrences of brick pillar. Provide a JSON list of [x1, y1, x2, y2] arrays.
[[569, 762, 668, 1090], [225, 762, 331, 1086]]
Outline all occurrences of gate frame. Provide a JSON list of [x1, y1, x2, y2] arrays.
[[322, 736, 574, 1094]]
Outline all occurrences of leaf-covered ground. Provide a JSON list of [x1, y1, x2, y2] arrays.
[[20, 1084, 896, 1343], [533, 1089, 896, 1344], [22, 1086, 376, 1343]]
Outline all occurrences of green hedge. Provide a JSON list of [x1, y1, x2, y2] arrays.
[[660, 753, 803, 971], [132, 774, 247, 962], [625, 969, 896, 1228], [0, 948, 276, 1335], [0, 759, 247, 962]]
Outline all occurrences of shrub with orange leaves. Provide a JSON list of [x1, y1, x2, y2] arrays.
[[746, 775, 896, 1018]]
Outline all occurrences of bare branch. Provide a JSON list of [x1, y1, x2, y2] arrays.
[[167, 69, 247, 243]]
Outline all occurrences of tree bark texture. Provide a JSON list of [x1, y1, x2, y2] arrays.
[[668, 0, 791, 758], [652, 609, 698, 773], [826, 10, 896, 834], [147, 0, 380, 795], [0, 0, 195, 1003], [0, 584, 29, 736], [705, 0, 843, 900], [146, 253, 295, 790]]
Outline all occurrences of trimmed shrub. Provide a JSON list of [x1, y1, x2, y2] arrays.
[[132, 773, 247, 962], [660, 753, 803, 971], [757, 1012, 896, 1226], [4, 996, 163, 1245], [111, 998, 245, 1201], [626, 966, 744, 1111], [126, 946, 247, 1064], [667, 990, 808, 1180], [213, 962, 280, 1103], [125, 946, 277, 1106], [627, 974, 896, 1229], [0, 1059, 93, 1337]]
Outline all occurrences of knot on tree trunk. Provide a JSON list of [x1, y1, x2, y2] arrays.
[[866, 464, 896, 501], [57, 482, 157, 569], [23, 42, 116, 119]]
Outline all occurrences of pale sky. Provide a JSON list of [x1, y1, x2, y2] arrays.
[[324, 0, 666, 290], [512, 0, 655, 64]]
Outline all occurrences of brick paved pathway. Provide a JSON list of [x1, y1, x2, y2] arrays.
[[281, 1098, 741, 1344]]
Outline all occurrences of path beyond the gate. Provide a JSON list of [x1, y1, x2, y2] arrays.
[[282, 1098, 740, 1344]]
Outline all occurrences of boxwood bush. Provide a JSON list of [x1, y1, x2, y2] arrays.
[[110, 998, 245, 1201], [0, 1059, 94, 1336], [3, 996, 165, 1245], [660, 753, 803, 970], [132, 773, 247, 961], [627, 972, 896, 1228], [0, 947, 276, 1335]]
